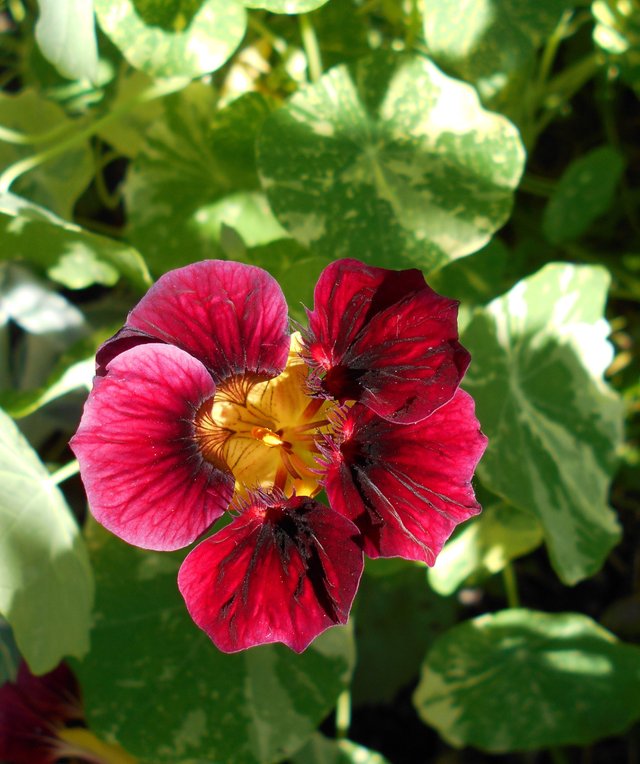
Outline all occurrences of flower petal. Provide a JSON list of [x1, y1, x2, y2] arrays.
[[98, 260, 290, 383], [0, 662, 81, 764], [178, 494, 364, 653], [71, 343, 234, 551], [305, 258, 469, 423], [322, 390, 487, 564]]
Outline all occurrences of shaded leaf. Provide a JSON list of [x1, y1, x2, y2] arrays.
[[414, 609, 640, 751], [125, 87, 274, 272], [462, 263, 623, 584], [0, 407, 93, 674], [543, 146, 625, 244], [257, 52, 524, 273], [0, 91, 92, 218], [352, 559, 456, 705]]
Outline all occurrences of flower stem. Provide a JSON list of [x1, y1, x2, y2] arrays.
[[502, 562, 520, 609], [0, 78, 186, 194], [299, 13, 323, 83], [50, 459, 80, 486], [335, 688, 351, 740]]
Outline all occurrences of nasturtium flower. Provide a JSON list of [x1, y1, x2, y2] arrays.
[[71, 258, 486, 653], [0, 661, 135, 764]]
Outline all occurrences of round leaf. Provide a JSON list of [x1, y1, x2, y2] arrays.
[[414, 609, 640, 751], [257, 53, 525, 273], [462, 264, 623, 584], [76, 524, 355, 764], [94, 0, 246, 79], [35, 0, 99, 83]]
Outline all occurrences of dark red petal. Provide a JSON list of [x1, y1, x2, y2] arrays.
[[178, 494, 364, 653], [306, 258, 469, 424], [71, 343, 234, 551], [117, 260, 290, 383], [322, 390, 487, 564], [95, 325, 161, 377], [0, 662, 81, 764]]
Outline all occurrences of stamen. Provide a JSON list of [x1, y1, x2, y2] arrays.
[[251, 426, 285, 448]]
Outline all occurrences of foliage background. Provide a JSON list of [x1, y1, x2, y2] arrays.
[[0, 0, 639, 762]]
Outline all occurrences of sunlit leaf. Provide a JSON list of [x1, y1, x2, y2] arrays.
[[414, 609, 640, 750], [428, 503, 543, 596], [422, 0, 572, 106], [76, 523, 355, 764], [593, 0, 640, 92], [257, 52, 525, 273], [462, 264, 623, 584], [0, 193, 151, 291], [0, 407, 93, 674], [543, 146, 625, 244], [35, 0, 99, 83], [291, 733, 391, 764], [0, 91, 93, 219], [243, 0, 330, 11], [94, 0, 246, 79]]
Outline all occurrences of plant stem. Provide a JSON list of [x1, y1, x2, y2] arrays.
[[50, 459, 80, 486], [335, 688, 351, 740], [299, 13, 323, 83], [0, 78, 185, 194], [502, 562, 520, 609]]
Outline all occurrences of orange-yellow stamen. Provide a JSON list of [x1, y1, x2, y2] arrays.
[[194, 333, 337, 505]]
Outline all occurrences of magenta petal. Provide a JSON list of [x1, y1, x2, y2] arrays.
[[178, 495, 364, 653], [322, 390, 487, 564], [71, 343, 234, 551], [112, 260, 290, 383], [306, 258, 469, 424]]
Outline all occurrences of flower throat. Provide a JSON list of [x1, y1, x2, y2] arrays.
[[194, 335, 335, 504]]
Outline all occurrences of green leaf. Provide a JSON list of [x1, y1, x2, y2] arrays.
[[291, 734, 391, 764], [413, 609, 640, 751], [428, 503, 543, 596], [543, 146, 626, 244], [422, 0, 572, 106], [77, 524, 355, 764], [0, 193, 151, 291], [243, 0, 330, 12], [125, 87, 274, 273], [352, 559, 456, 705], [257, 52, 525, 273], [94, 0, 246, 79], [462, 263, 623, 584], [35, 0, 99, 83], [96, 70, 166, 158], [0, 91, 93, 219], [0, 407, 93, 674]]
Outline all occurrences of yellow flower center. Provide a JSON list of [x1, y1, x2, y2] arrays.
[[195, 334, 334, 504]]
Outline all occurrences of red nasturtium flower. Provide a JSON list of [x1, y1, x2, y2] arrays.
[[71, 258, 486, 653], [0, 661, 135, 763]]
